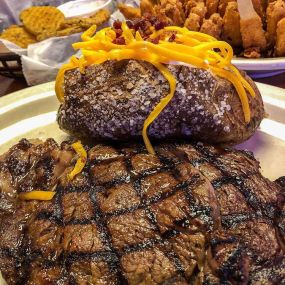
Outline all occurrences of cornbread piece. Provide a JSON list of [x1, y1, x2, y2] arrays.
[[0, 139, 285, 284], [19, 6, 65, 36], [276, 17, 285, 56], [58, 59, 264, 145], [0, 25, 37, 48]]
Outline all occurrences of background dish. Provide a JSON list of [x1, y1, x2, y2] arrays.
[[232, 57, 285, 78], [0, 82, 284, 181], [58, 0, 113, 18]]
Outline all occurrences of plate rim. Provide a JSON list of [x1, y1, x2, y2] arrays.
[[232, 57, 285, 71]]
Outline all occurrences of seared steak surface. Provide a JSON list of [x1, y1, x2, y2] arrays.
[[0, 139, 284, 285]]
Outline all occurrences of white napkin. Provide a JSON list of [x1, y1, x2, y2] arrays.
[[0, 0, 32, 26], [0, 32, 81, 85]]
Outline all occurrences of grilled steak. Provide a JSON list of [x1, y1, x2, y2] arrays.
[[0, 139, 284, 285], [57, 60, 264, 145]]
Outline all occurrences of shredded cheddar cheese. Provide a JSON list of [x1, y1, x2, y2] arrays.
[[19, 191, 56, 201], [68, 141, 87, 181], [55, 23, 256, 154]]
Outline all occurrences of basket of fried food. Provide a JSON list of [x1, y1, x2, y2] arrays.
[[0, 6, 110, 78], [118, 0, 285, 58]]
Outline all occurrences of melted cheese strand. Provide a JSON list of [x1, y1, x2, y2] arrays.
[[19, 191, 56, 201], [55, 23, 256, 153], [68, 141, 87, 181], [142, 62, 176, 154]]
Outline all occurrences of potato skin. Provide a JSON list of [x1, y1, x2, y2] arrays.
[[57, 60, 264, 145]]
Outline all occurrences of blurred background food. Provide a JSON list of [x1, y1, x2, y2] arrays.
[[0, 6, 110, 48], [118, 0, 285, 58]]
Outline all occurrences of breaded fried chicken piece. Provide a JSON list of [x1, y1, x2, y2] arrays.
[[200, 13, 223, 39], [222, 2, 242, 47], [276, 17, 285, 56], [266, 0, 285, 48], [184, 1, 206, 30], [251, 0, 266, 20], [159, 0, 186, 25], [184, 12, 201, 30], [185, 0, 204, 16], [140, 0, 155, 15], [237, 0, 267, 52], [191, 2, 207, 24], [118, 3, 141, 20], [206, 0, 219, 17], [218, 0, 233, 17]]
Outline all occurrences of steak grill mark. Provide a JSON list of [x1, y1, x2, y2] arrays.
[[0, 140, 284, 284]]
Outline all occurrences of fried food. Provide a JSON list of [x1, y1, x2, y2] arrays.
[[158, 0, 186, 25], [266, 0, 285, 47], [252, 0, 266, 19], [118, 3, 141, 20], [36, 26, 83, 41], [217, 0, 232, 17], [140, 0, 155, 15], [184, 12, 201, 30], [200, 13, 223, 39], [61, 9, 110, 29], [190, 2, 207, 23], [19, 6, 65, 36], [121, 0, 285, 57], [238, 0, 267, 53], [222, 2, 242, 47], [1, 7, 110, 47], [0, 25, 37, 48], [184, 0, 204, 16], [205, 0, 219, 17], [276, 17, 285, 56]]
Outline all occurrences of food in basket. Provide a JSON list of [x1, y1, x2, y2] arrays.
[[0, 139, 284, 284], [19, 6, 65, 38], [119, 0, 285, 57], [0, 25, 37, 48], [55, 19, 264, 154], [37, 9, 111, 41], [0, 7, 110, 47]]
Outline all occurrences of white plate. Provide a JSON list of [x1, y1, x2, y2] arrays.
[[0, 82, 285, 180], [232, 57, 285, 79]]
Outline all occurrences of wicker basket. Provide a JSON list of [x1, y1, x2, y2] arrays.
[[0, 43, 24, 78]]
